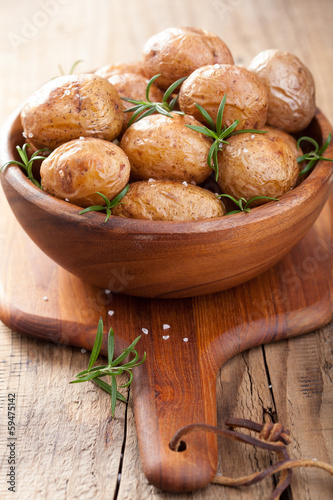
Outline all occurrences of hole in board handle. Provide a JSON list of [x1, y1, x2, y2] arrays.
[[169, 440, 187, 452]]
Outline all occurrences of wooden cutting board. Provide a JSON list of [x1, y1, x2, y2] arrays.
[[0, 193, 332, 493]]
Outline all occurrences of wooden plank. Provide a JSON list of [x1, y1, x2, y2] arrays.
[[0, 322, 129, 499], [264, 325, 333, 500]]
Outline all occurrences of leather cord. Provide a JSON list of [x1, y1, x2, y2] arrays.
[[169, 417, 333, 499]]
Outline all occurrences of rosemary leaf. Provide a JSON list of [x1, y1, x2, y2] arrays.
[[111, 375, 118, 416], [88, 317, 104, 370], [108, 328, 115, 365]]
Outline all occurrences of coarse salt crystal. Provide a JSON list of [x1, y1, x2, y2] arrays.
[[148, 178, 155, 182], [81, 348, 87, 354], [142, 328, 149, 334], [183, 338, 189, 342], [215, 192, 219, 197], [190, 181, 196, 185], [163, 324, 170, 330], [79, 136, 85, 140], [65, 198, 69, 202], [268, 384, 272, 388], [28, 133, 34, 138], [22, 132, 27, 138], [182, 181, 188, 187], [162, 335, 170, 340], [108, 310, 114, 316], [251, 134, 255, 139], [64, 89, 70, 95], [243, 148, 248, 153], [105, 289, 111, 294], [43, 296, 48, 301]]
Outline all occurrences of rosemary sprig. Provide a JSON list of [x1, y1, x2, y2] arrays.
[[79, 184, 129, 222], [70, 318, 146, 417], [58, 59, 83, 76], [0, 143, 49, 189], [218, 193, 279, 215], [121, 74, 187, 127], [297, 133, 333, 176], [185, 95, 268, 181]]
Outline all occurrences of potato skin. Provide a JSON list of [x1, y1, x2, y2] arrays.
[[95, 62, 144, 79], [217, 131, 299, 206], [112, 180, 225, 221], [120, 113, 213, 183], [21, 74, 124, 150], [179, 64, 268, 130], [108, 73, 164, 134], [142, 27, 234, 90], [248, 49, 316, 133], [261, 125, 304, 166], [40, 138, 130, 207]]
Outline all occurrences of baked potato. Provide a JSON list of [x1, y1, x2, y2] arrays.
[[261, 125, 304, 162], [40, 137, 130, 207], [179, 64, 268, 130], [108, 73, 164, 134], [95, 61, 144, 79], [217, 130, 299, 205], [112, 180, 225, 221], [248, 49, 316, 133], [142, 27, 234, 90], [21, 74, 124, 150], [120, 112, 213, 183]]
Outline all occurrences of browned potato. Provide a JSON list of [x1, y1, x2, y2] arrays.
[[112, 180, 225, 221], [261, 125, 303, 161], [142, 27, 234, 90], [120, 112, 213, 183], [248, 50, 316, 133], [21, 74, 124, 150], [108, 73, 164, 134], [40, 138, 130, 207], [217, 131, 299, 205], [95, 61, 144, 79], [179, 64, 268, 130]]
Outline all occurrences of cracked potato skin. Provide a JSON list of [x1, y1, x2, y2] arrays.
[[248, 49, 316, 133], [21, 74, 124, 151], [40, 138, 130, 207], [217, 131, 299, 206], [142, 27, 234, 90], [120, 113, 213, 183], [112, 180, 225, 221], [179, 64, 268, 130]]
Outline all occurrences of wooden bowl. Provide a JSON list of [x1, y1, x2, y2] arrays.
[[1, 108, 332, 298]]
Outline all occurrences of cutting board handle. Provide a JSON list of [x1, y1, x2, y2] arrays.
[[131, 360, 219, 492]]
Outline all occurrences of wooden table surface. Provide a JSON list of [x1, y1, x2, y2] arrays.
[[0, 1, 332, 499]]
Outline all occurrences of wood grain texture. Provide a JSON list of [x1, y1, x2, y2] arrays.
[[0, 0, 333, 499]]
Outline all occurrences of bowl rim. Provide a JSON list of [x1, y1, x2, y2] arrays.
[[1, 106, 333, 236]]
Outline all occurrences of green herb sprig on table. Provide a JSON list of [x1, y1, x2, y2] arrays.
[[121, 74, 187, 127], [297, 133, 333, 176], [71, 318, 146, 416], [185, 95, 268, 181], [0, 143, 49, 189], [79, 184, 129, 222], [218, 194, 279, 215]]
